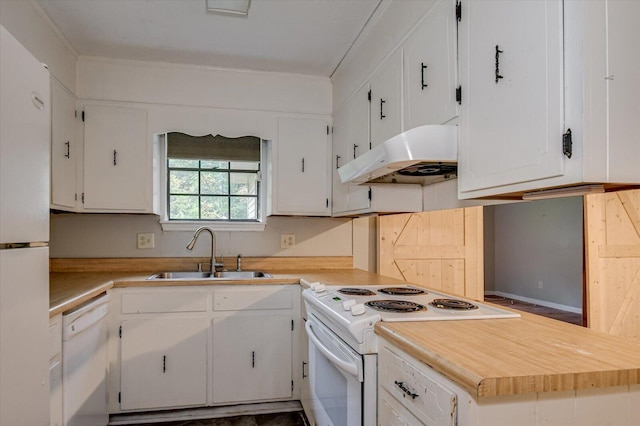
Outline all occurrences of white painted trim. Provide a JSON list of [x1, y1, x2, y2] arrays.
[[77, 55, 332, 82], [159, 221, 266, 232], [485, 291, 583, 314]]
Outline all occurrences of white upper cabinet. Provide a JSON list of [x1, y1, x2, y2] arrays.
[[332, 85, 372, 215], [458, 0, 640, 199], [82, 104, 150, 211], [403, 0, 459, 129], [50, 79, 78, 211], [458, 0, 565, 195], [370, 50, 403, 148], [269, 117, 331, 216]]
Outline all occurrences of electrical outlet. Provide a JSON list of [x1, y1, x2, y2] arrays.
[[137, 232, 155, 249], [280, 234, 295, 249]]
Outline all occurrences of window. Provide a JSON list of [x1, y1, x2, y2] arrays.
[[160, 132, 266, 231]]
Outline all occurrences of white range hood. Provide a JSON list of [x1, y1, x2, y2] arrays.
[[338, 125, 458, 185]]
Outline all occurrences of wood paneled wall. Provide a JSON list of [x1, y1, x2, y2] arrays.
[[378, 207, 484, 300], [585, 189, 640, 339]]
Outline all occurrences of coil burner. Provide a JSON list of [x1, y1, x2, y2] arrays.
[[429, 298, 478, 310], [378, 287, 426, 296], [338, 288, 377, 296], [365, 300, 427, 313]]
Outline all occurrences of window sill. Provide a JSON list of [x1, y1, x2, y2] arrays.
[[160, 220, 267, 232]]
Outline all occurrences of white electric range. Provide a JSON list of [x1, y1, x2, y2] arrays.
[[301, 282, 520, 426]]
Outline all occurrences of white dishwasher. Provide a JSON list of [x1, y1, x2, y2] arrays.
[[62, 294, 109, 426]]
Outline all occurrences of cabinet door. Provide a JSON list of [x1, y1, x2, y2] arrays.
[[370, 49, 402, 148], [83, 105, 148, 211], [213, 314, 292, 404], [50, 79, 78, 210], [332, 84, 371, 215], [120, 318, 208, 410], [274, 117, 330, 215], [403, 0, 458, 129], [458, 0, 564, 194]]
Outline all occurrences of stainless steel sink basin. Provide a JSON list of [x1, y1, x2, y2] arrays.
[[213, 270, 272, 278], [147, 270, 272, 280]]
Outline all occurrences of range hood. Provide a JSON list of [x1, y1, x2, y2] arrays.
[[338, 125, 458, 185]]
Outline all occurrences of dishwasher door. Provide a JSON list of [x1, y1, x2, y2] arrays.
[[62, 294, 109, 426]]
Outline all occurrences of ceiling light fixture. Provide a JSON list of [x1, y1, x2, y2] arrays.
[[206, 0, 251, 16], [522, 184, 604, 201]]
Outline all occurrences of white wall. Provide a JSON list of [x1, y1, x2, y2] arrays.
[[0, 0, 77, 91], [50, 214, 351, 258], [489, 197, 584, 310]]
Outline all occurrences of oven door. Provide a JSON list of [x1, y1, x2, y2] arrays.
[[305, 315, 363, 426]]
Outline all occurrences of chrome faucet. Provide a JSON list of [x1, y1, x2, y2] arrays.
[[186, 227, 222, 273]]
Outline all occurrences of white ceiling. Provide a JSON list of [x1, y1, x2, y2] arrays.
[[36, 0, 382, 77]]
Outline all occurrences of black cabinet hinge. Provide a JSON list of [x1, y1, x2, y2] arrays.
[[81, 110, 85, 122], [456, 1, 461, 22], [291, 380, 294, 392], [118, 392, 121, 403], [368, 187, 372, 201], [326, 125, 329, 135], [456, 86, 462, 105], [563, 128, 573, 158], [367, 90, 371, 102], [119, 325, 122, 338]]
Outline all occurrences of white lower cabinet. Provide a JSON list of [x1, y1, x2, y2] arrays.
[[109, 285, 299, 413], [120, 318, 209, 410], [212, 314, 292, 403]]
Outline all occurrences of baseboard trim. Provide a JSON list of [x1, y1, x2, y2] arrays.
[[485, 291, 582, 314], [108, 401, 303, 425]]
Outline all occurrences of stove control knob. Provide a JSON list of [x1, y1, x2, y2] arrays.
[[313, 284, 326, 293], [342, 299, 356, 311], [350, 303, 366, 316]]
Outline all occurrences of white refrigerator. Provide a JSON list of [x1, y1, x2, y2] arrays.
[[0, 25, 51, 426]]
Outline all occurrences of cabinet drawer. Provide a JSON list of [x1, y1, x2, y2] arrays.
[[380, 347, 456, 426], [122, 291, 208, 313], [379, 388, 423, 426], [213, 286, 292, 311], [49, 314, 62, 362]]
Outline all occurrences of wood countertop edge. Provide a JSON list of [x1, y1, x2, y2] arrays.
[[375, 323, 640, 398], [49, 281, 114, 317]]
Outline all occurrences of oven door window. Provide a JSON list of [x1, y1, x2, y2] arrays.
[[306, 318, 363, 426]]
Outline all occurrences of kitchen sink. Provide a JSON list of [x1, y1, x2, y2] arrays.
[[147, 270, 272, 280]]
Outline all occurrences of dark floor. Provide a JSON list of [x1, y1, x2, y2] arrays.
[[124, 411, 307, 426], [485, 294, 584, 326]]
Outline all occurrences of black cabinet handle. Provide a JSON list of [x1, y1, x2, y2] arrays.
[[302, 361, 308, 378], [353, 144, 358, 159], [421, 63, 428, 90], [113, 149, 118, 166], [336, 155, 341, 169], [495, 45, 504, 83], [252, 351, 255, 368], [301, 158, 305, 173], [380, 99, 386, 119], [64, 141, 70, 159], [163, 355, 166, 373], [394, 380, 418, 399]]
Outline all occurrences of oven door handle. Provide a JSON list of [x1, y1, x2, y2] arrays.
[[305, 320, 359, 377]]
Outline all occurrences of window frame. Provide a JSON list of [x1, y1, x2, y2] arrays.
[[157, 133, 268, 232]]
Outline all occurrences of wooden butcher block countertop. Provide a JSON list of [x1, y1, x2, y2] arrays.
[[376, 312, 640, 398]]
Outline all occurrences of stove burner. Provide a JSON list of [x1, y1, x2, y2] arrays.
[[429, 299, 478, 310], [378, 287, 426, 296], [365, 300, 427, 313], [338, 288, 376, 296]]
